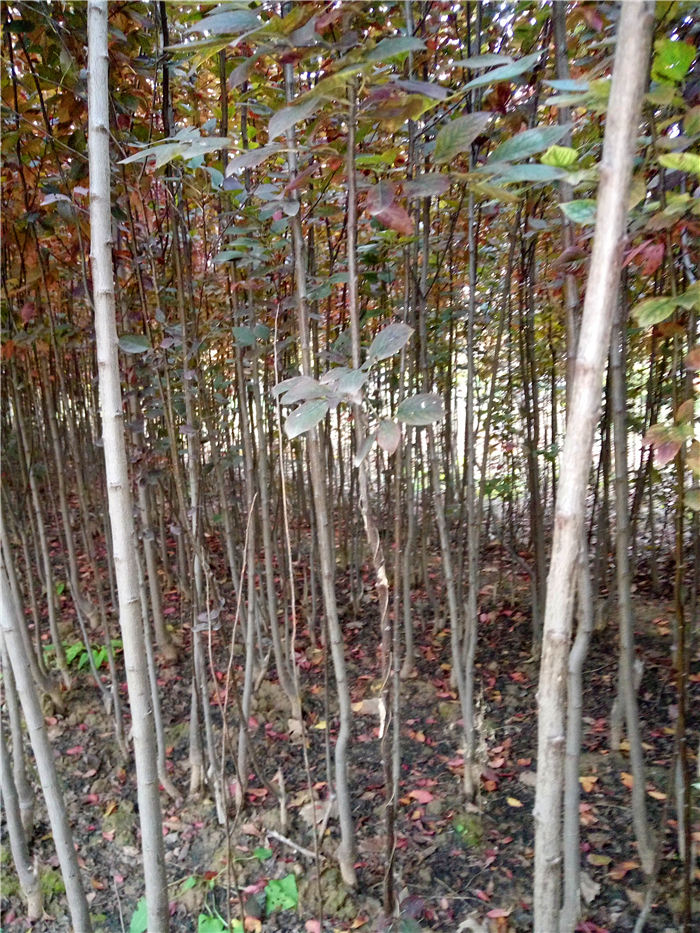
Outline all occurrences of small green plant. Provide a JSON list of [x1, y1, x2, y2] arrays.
[[129, 898, 147, 933], [265, 873, 298, 913], [44, 638, 123, 671]]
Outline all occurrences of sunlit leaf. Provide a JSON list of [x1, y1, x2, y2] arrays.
[[559, 199, 597, 225], [278, 376, 327, 405], [376, 420, 401, 455], [284, 399, 330, 438], [541, 145, 578, 168], [658, 152, 700, 177], [434, 112, 492, 164], [336, 368, 368, 401], [396, 393, 444, 426], [630, 295, 677, 328], [651, 38, 696, 84], [367, 322, 414, 362]]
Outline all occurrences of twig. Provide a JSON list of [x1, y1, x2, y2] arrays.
[[267, 829, 324, 861], [113, 874, 126, 933]]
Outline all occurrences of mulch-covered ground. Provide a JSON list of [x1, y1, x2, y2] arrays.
[[1, 548, 698, 932]]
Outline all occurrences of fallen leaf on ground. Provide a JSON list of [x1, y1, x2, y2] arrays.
[[579, 870, 601, 904]]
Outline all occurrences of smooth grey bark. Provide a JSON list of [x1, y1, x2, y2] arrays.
[[87, 3, 169, 929], [552, 8, 597, 925], [346, 81, 395, 914], [533, 5, 654, 929], [0, 641, 35, 836], [283, 61, 356, 889], [0, 711, 42, 920], [610, 305, 654, 873], [0, 568, 92, 932]]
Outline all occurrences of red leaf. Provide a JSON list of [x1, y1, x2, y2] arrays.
[[373, 204, 414, 236], [408, 788, 434, 804], [66, 746, 84, 756]]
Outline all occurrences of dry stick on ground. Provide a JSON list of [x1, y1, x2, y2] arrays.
[[532, 4, 655, 930]]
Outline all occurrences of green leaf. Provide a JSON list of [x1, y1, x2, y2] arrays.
[[92, 647, 107, 669], [225, 144, 282, 175], [652, 39, 696, 84], [658, 152, 700, 178], [453, 53, 513, 69], [253, 846, 273, 861], [268, 97, 320, 141], [336, 368, 369, 401], [284, 400, 330, 439], [677, 282, 700, 311], [492, 163, 566, 183], [197, 914, 228, 933], [65, 642, 85, 665], [265, 873, 298, 912], [118, 334, 150, 355], [488, 124, 572, 164], [396, 393, 445, 426], [181, 876, 197, 891], [364, 36, 426, 62], [129, 898, 148, 933], [367, 323, 414, 362], [541, 145, 578, 168], [434, 112, 492, 164], [278, 376, 327, 405], [232, 326, 257, 347], [376, 420, 401, 455], [544, 79, 589, 92], [463, 51, 541, 90], [186, 10, 260, 36], [686, 489, 700, 511], [630, 296, 678, 329], [559, 199, 597, 225]]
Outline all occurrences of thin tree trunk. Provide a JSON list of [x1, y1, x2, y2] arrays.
[[0, 567, 92, 932], [0, 694, 42, 920], [283, 60, 356, 889], [533, 6, 654, 928], [610, 303, 654, 873], [87, 4, 169, 928]]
